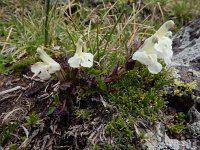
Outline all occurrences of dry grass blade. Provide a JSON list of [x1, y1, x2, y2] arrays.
[[1, 27, 13, 54], [0, 86, 24, 96], [18, 125, 29, 149], [18, 129, 40, 149], [1, 107, 25, 126]]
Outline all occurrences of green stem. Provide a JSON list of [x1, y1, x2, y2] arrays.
[[96, 19, 99, 62], [20, 0, 25, 32], [102, 10, 125, 55], [66, 28, 76, 50], [45, 0, 51, 47]]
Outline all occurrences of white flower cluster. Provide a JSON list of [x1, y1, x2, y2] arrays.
[[31, 38, 94, 80], [132, 20, 175, 74], [31, 47, 61, 80], [31, 20, 174, 80], [68, 38, 94, 68]]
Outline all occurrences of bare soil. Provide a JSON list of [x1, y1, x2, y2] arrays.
[[0, 73, 115, 149]]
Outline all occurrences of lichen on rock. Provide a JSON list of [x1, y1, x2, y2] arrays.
[[171, 17, 200, 94]]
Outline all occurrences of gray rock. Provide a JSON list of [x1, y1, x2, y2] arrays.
[[171, 18, 200, 94], [170, 17, 200, 138], [145, 18, 200, 150], [188, 121, 200, 136], [187, 102, 200, 123], [144, 123, 197, 150]]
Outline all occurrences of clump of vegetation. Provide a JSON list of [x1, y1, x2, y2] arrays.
[[46, 93, 60, 116], [75, 109, 92, 121], [25, 112, 40, 126], [174, 79, 197, 95], [167, 112, 187, 134], [104, 67, 170, 149], [0, 122, 19, 145]]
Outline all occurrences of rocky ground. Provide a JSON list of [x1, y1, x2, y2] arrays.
[[144, 17, 200, 150], [1, 1, 200, 149], [0, 73, 116, 149]]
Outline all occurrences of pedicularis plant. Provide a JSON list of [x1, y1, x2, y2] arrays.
[[31, 20, 175, 115]]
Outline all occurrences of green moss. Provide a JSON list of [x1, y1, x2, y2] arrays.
[[46, 93, 60, 116], [167, 112, 186, 134], [169, 0, 200, 25], [0, 54, 13, 75], [75, 109, 92, 121], [92, 144, 114, 150], [25, 112, 39, 126], [0, 122, 19, 145], [101, 66, 171, 149], [8, 57, 36, 73], [174, 79, 197, 94]]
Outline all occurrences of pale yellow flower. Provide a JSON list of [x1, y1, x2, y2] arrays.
[[31, 47, 61, 80], [68, 38, 94, 68]]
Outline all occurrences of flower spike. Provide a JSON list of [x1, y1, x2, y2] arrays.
[[68, 38, 94, 68], [132, 20, 175, 74], [31, 47, 61, 80]]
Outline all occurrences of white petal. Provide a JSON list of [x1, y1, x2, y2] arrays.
[[165, 31, 172, 38], [68, 52, 94, 68], [163, 56, 172, 65], [147, 54, 162, 74], [148, 62, 162, 74], [155, 37, 172, 52], [48, 62, 61, 73], [31, 62, 51, 80], [31, 62, 48, 75], [133, 51, 162, 74], [68, 54, 82, 68], [132, 51, 151, 65], [76, 38, 84, 55], [38, 69, 51, 80], [154, 20, 175, 38], [37, 47, 58, 64], [163, 37, 172, 46], [141, 36, 158, 53], [81, 53, 94, 68], [154, 37, 173, 65]]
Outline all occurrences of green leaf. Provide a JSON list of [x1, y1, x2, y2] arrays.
[[46, 106, 56, 116]]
